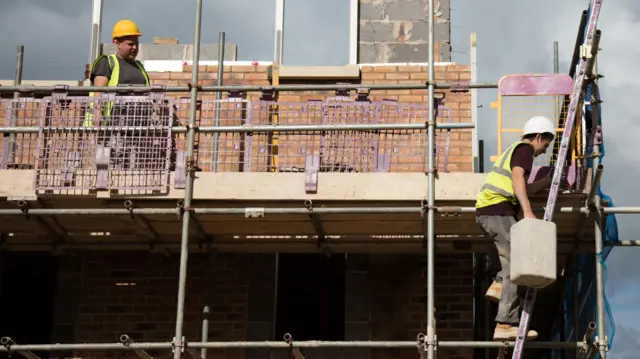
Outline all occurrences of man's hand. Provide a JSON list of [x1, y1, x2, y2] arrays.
[[523, 210, 537, 219]]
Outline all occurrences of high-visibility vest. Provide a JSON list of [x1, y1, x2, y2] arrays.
[[475, 140, 535, 209], [83, 54, 150, 127]]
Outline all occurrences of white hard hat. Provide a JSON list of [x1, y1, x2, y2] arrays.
[[522, 116, 556, 137]]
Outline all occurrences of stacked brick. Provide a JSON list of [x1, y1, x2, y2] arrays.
[[148, 64, 472, 173]]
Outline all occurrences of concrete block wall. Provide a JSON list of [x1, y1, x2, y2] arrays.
[[358, 0, 451, 63], [101, 43, 238, 62], [48, 252, 474, 359], [148, 64, 472, 172]]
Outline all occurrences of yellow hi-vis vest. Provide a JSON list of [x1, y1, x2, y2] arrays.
[[475, 140, 535, 209], [83, 54, 150, 127]]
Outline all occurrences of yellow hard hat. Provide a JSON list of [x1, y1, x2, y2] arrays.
[[112, 20, 142, 40]]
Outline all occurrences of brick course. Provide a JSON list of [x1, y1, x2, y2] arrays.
[[49, 252, 474, 359]]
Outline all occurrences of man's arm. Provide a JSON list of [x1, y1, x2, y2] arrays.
[[512, 166, 535, 218], [510, 144, 536, 218], [93, 76, 108, 87], [91, 57, 111, 91]]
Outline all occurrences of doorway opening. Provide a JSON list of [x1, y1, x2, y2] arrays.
[[0, 253, 59, 359], [274, 253, 345, 341]]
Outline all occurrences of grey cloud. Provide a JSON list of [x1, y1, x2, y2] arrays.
[[0, 0, 349, 80], [604, 325, 640, 359]]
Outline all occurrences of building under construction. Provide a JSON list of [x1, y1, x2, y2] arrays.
[[0, 0, 624, 359]]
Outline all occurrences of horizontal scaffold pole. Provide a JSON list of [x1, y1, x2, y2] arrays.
[[607, 240, 640, 247], [0, 122, 475, 134], [0, 82, 499, 94], [0, 340, 583, 351], [0, 206, 636, 216]]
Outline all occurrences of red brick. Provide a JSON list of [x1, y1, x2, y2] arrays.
[[373, 66, 398, 73], [149, 72, 170, 80], [245, 73, 266, 80], [385, 73, 410, 80], [397, 65, 423, 73], [362, 73, 385, 80]]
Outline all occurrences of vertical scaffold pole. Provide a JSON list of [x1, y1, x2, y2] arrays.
[[6, 45, 24, 168], [511, 1, 604, 359], [591, 64, 607, 359], [593, 138, 606, 359], [173, 0, 203, 358], [88, 0, 104, 65], [426, 0, 436, 358]]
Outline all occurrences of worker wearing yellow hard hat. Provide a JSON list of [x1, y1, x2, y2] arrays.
[[84, 19, 150, 127], [474, 115, 558, 341]]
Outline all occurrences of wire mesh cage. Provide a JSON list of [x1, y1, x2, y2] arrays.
[[30, 94, 175, 193], [171, 96, 453, 177]]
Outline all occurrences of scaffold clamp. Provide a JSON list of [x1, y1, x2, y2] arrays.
[[356, 88, 371, 102], [0, 337, 41, 359], [177, 200, 185, 218], [438, 206, 462, 217], [245, 207, 265, 218], [449, 81, 470, 93], [260, 88, 276, 101], [417, 333, 426, 358], [17, 200, 29, 220], [580, 44, 593, 59], [121, 334, 154, 359], [171, 336, 186, 353], [593, 126, 603, 145], [124, 200, 135, 220], [283, 333, 305, 359]]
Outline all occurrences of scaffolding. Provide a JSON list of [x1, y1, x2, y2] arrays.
[[0, 0, 624, 358]]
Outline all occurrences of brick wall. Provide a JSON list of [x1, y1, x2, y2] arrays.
[[43, 252, 474, 359], [148, 64, 472, 172], [70, 253, 257, 359]]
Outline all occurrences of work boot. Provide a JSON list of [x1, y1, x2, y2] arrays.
[[492, 323, 538, 341], [485, 280, 502, 303]]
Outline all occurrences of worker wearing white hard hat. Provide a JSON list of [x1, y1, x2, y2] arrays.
[[474, 115, 557, 341]]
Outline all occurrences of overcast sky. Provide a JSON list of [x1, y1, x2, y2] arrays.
[[0, 0, 638, 357]]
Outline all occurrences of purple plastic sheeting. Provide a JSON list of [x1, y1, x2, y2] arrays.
[[31, 95, 174, 193], [499, 74, 573, 96]]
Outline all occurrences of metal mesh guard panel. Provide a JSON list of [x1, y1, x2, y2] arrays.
[[33, 95, 174, 193], [1, 98, 42, 170], [172, 97, 453, 174]]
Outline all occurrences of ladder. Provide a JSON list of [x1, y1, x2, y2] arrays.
[[510, 1, 604, 359]]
